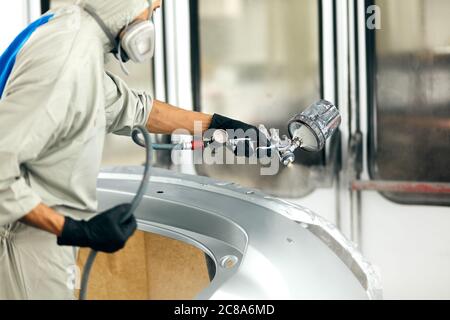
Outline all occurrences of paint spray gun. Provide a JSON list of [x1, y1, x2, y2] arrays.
[[207, 100, 341, 166], [134, 100, 341, 166]]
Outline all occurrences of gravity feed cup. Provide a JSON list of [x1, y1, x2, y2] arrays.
[[288, 100, 341, 152]]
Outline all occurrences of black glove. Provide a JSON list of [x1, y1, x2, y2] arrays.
[[57, 204, 137, 253], [208, 114, 272, 158]]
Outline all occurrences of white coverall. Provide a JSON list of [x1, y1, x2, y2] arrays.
[[0, 0, 153, 299]]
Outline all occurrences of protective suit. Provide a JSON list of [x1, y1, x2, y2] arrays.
[[0, 0, 153, 299]]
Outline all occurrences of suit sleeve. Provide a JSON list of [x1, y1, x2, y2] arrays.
[[104, 71, 154, 136]]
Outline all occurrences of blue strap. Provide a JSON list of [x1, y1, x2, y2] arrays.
[[0, 14, 54, 99]]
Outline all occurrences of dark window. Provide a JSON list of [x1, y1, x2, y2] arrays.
[[41, 0, 50, 14], [367, 0, 450, 205]]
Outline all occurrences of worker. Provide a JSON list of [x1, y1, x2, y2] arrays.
[[0, 0, 270, 299]]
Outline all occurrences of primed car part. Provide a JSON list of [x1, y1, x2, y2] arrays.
[[97, 167, 382, 300]]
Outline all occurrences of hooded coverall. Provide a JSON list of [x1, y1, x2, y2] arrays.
[[0, 0, 153, 299]]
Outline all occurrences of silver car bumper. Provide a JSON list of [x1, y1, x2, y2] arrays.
[[97, 167, 382, 300]]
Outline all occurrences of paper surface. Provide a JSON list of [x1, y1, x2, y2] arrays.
[[77, 231, 211, 300]]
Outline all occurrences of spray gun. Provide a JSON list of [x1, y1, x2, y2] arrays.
[[205, 100, 341, 166], [132, 100, 341, 166]]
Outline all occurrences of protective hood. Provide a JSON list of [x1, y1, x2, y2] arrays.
[[76, 0, 150, 38]]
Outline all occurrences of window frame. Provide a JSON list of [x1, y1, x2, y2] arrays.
[[365, 0, 450, 207], [41, 0, 50, 14]]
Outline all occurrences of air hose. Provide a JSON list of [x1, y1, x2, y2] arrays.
[[79, 126, 153, 300]]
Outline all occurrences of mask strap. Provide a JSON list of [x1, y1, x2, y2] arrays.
[[116, 20, 131, 76], [83, 4, 131, 75], [83, 4, 118, 49], [148, 0, 153, 20]]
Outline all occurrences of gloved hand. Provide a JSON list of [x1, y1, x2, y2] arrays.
[[57, 204, 137, 253], [208, 114, 272, 158]]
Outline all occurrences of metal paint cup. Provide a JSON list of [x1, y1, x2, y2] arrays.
[[288, 100, 341, 152]]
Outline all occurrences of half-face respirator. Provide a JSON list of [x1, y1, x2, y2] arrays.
[[120, 20, 155, 63], [83, 1, 156, 66]]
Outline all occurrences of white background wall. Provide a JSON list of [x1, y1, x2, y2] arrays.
[[0, 1, 28, 52], [362, 194, 450, 299], [0, 0, 42, 52]]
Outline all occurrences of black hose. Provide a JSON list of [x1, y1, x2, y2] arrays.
[[79, 250, 97, 300], [131, 131, 182, 151], [79, 126, 153, 300]]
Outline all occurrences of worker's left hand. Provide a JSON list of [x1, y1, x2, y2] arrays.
[[208, 114, 272, 158], [57, 204, 137, 253]]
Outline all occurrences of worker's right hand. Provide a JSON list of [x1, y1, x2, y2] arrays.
[[208, 114, 272, 158], [57, 204, 137, 253]]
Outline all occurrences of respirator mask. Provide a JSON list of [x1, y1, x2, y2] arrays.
[[83, 1, 156, 74], [118, 19, 155, 64]]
